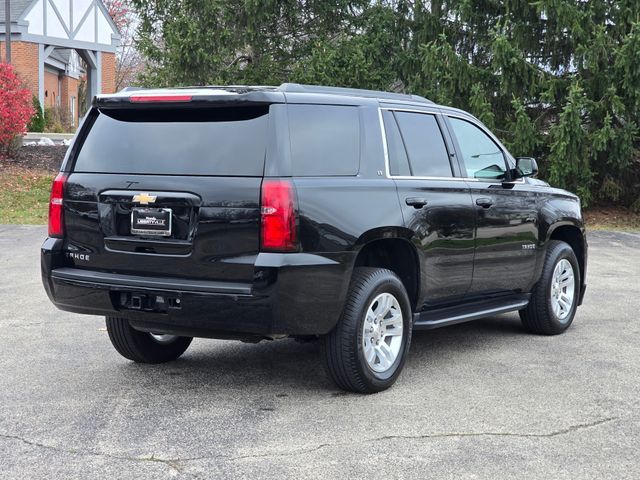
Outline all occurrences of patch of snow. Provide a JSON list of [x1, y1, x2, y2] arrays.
[[62, 139, 72, 146], [38, 137, 56, 146]]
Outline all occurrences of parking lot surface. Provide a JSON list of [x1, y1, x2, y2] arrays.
[[1, 226, 639, 479]]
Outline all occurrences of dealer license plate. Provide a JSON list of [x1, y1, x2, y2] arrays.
[[131, 208, 172, 236]]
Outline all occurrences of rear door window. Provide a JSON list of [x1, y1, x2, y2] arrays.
[[73, 106, 269, 176], [288, 104, 360, 176], [393, 111, 453, 178], [382, 110, 411, 176]]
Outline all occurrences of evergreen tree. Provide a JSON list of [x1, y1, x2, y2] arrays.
[[27, 96, 45, 133], [131, 0, 640, 209]]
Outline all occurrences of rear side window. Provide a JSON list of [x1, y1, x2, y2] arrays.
[[288, 105, 360, 176], [393, 111, 453, 178], [73, 107, 269, 176]]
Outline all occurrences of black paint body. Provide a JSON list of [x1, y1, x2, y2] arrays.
[[41, 87, 587, 339]]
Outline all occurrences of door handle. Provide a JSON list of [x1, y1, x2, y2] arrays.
[[475, 197, 494, 208], [405, 197, 428, 209]]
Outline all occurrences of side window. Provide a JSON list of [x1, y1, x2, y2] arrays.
[[393, 111, 453, 177], [448, 117, 507, 180], [382, 110, 410, 176], [288, 104, 360, 176]]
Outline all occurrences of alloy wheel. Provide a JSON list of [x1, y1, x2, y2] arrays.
[[361, 292, 404, 374], [550, 259, 575, 322]]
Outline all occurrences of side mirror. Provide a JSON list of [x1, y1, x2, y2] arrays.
[[515, 157, 538, 178]]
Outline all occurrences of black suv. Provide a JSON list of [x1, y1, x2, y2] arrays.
[[42, 84, 587, 393]]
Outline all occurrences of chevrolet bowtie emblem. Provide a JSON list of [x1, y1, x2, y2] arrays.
[[132, 193, 157, 205]]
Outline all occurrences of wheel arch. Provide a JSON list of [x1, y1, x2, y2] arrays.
[[352, 229, 420, 312], [546, 223, 587, 292]]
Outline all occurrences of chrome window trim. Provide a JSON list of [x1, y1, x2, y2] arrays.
[[378, 107, 392, 178], [378, 107, 525, 184], [390, 175, 479, 182], [378, 107, 465, 181], [380, 106, 442, 115], [444, 113, 526, 185]]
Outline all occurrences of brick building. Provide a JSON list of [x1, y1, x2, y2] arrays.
[[0, 0, 120, 127]]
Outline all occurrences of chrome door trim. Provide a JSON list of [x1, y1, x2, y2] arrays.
[[377, 107, 525, 184]]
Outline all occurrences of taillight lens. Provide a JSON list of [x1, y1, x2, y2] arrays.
[[48, 173, 67, 238], [260, 179, 298, 252]]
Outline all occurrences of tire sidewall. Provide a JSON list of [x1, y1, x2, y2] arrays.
[[106, 316, 193, 363], [544, 245, 581, 329], [354, 276, 412, 389], [134, 330, 191, 361]]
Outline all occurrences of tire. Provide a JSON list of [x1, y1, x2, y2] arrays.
[[105, 316, 193, 363], [519, 240, 581, 335], [322, 267, 413, 393]]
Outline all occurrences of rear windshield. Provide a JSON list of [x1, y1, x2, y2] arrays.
[[73, 106, 269, 176]]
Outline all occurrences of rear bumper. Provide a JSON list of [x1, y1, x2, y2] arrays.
[[41, 238, 352, 337]]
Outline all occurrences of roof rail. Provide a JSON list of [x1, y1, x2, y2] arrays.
[[118, 85, 279, 94], [278, 83, 433, 104]]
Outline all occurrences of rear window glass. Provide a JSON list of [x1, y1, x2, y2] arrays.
[[394, 111, 453, 178], [382, 110, 411, 176], [73, 107, 269, 176], [288, 105, 360, 176]]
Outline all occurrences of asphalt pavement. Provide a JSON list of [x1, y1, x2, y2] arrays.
[[1, 226, 639, 479]]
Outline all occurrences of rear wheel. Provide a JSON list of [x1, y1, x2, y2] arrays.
[[520, 240, 581, 335], [105, 316, 193, 363], [321, 267, 412, 393]]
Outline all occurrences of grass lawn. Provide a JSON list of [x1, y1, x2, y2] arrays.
[[0, 166, 54, 224], [0, 165, 639, 233]]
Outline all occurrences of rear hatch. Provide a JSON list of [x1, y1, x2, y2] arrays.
[[62, 101, 272, 283]]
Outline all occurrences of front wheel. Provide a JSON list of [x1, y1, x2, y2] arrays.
[[519, 240, 581, 335], [321, 268, 412, 393], [106, 316, 193, 363]]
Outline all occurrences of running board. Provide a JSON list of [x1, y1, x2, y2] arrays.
[[413, 294, 530, 330]]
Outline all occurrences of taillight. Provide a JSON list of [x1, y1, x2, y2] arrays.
[[260, 179, 298, 252], [48, 173, 67, 238]]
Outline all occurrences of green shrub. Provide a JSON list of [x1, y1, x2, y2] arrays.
[[27, 96, 45, 132], [43, 107, 52, 129], [44, 105, 72, 133]]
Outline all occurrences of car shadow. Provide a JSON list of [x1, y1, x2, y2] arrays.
[[114, 313, 528, 393]]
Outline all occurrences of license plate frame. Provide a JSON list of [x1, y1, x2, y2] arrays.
[[130, 207, 172, 237]]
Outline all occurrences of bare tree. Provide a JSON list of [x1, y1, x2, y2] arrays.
[[103, 0, 144, 89]]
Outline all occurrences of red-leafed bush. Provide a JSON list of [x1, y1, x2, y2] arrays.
[[0, 63, 34, 158]]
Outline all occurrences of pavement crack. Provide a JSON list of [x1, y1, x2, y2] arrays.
[[0, 417, 617, 469], [0, 433, 200, 479], [225, 416, 618, 461], [364, 416, 619, 442], [228, 443, 332, 462]]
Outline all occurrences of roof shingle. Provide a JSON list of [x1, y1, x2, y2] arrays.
[[0, 0, 34, 23]]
